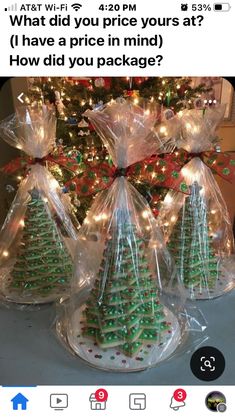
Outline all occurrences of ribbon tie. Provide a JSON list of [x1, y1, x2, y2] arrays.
[[1, 153, 79, 175], [173, 150, 235, 182], [66, 155, 189, 196]]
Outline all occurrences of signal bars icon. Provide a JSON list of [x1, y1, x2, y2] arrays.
[[5, 3, 17, 11], [71, 3, 83, 11]]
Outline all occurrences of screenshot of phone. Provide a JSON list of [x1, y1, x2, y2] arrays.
[[0, 1, 234, 417]]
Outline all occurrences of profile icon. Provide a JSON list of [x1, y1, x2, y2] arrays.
[[205, 391, 227, 412]]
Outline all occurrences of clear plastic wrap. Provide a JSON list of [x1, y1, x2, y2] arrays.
[[57, 101, 207, 371], [158, 106, 235, 300], [0, 106, 79, 305]]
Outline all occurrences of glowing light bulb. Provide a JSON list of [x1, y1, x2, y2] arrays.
[[160, 126, 167, 134], [17, 176, 22, 181], [51, 179, 58, 190], [3, 250, 9, 257], [19, 219, 25, 227], [93, 214, 101, 222], [171, 215, 177, 222], [142, 210, 149, 219], [211, 209, 216, 215], [164, 194, 173, 205], [181, 167, 191, 178]]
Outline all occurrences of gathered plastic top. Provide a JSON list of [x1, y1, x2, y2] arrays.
[[153, 105, 226, 154], [0, 105, 56, 158], [84, 101, 158, 168], [177, 105, 225, 153]]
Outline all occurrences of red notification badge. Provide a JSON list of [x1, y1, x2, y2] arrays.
[[173, 388, 187, 402], [95, 388, 108, 402]]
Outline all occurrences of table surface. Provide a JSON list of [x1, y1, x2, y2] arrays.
[[0, 289, 234, 386]]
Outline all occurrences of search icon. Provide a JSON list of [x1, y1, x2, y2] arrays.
[[190, 346, 225, 381], [204, 360, 212, 368]]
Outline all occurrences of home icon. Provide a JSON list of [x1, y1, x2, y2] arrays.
[[89, 393, 107, 410], [11, 393, 29, 410]]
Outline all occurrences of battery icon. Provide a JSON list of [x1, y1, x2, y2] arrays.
[[213, 3, 231, 11]]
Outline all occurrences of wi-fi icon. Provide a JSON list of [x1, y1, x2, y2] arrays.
[[71, 3, 83, 10]]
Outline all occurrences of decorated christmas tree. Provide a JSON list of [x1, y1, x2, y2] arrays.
[[168, 181, 219, 292], [82, 219, 171, 357], [8, 188, 73, 297]]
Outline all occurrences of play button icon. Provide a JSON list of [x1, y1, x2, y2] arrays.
[[50, 394, 68, 409]]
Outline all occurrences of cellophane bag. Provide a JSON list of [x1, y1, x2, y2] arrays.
[[0, 106, 79, 305], [158, 106, 235, 300], [57, 101, 206, 372]]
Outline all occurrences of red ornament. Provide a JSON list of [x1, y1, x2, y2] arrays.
[[178, 83, 189, 96], [133, 77, 145, 85], [88, 123, 95, 132], [152, 208, 159, 218], [66, 77, 91, 88]]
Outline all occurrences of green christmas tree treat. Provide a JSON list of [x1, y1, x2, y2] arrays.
[[168, 181, 219, 293], [8, 188, 73, 299], [82, 222, 171, 357]]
